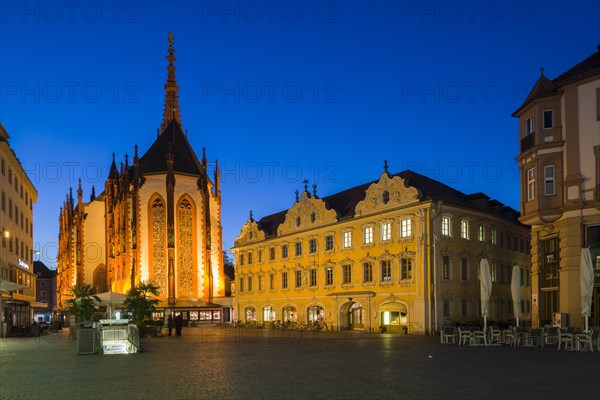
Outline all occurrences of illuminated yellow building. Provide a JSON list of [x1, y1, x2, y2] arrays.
[[233, 166, 531, 333], [57, 33, 231, 323], [514, 46, 600, 328]]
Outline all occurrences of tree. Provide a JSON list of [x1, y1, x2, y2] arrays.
[[65, 284, 101, 322], [123, 281, 160, 323]]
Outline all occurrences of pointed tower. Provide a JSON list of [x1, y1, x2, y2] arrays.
[[160, 31, 181, 133]]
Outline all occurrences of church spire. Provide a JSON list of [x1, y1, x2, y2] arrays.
[[160, 31, 181, 133]]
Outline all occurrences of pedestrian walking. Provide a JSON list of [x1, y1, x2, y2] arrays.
[[175, 314, 183, 338], [168, 314, 174, 336]]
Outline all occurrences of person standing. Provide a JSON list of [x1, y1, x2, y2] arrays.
[[175, 314, 183, 338], [168, 314, 174, 336]]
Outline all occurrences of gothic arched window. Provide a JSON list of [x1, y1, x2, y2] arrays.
[[151, 198, 166, 294]]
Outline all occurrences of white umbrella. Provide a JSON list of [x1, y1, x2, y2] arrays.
[[479, 259, 493, 331], [97, 290, 127, 319], [511, 265, 521, 327], [580, 248, 594, 332]]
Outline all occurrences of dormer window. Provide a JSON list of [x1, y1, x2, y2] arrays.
[[310, 212, 316, 223], [382, 190, 390, 204], [248, 231, 253, 239], [295, 217, 301, 227]]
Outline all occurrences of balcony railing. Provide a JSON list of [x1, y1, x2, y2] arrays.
[[521, 134, 535, 152]]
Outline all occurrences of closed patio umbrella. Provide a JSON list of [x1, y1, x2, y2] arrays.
[[97, 290, 127, 319], [480, 259, 493, 331], [580, 248, 594, 332], [511, 265, 521, 327]]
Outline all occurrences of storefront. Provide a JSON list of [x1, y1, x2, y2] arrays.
[[379, 302, 408, 333]]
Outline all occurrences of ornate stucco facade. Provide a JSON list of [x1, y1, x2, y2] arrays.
[[514, 46, 600, 328], [56, 34, 229, 321], [233, 167, 531, 334]]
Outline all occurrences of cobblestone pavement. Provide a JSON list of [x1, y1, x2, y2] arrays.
[[1, 327, 599, 400]]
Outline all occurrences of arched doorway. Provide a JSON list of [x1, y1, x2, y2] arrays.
[[282, 305, 297, 322], [339, 301, 365, 330], [244, 307, 256, 322]]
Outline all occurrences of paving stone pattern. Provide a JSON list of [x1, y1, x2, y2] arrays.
[[1, 327, 598, 400]]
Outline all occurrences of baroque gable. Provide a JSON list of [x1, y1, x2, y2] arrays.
[[277, 191, 337, 236], [235, 218, 266, 246], [355, 173, 421, 216]]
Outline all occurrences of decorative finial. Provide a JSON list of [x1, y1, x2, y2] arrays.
[[312, 184, 317, 197], [125, 153, 129, 167], [295, 190, 299, 202], [249, 210, 254, 221], [540, 67, 545, 77], [90, 186, 96, 201], [112, 152, 115, 163], [78, 178, 82, 190], [202, 147, 207, 166], [161, 31, 181, 132], [303, 179, 309, 192], [384, 160, 389, 173], [134, 144, 139, 159]]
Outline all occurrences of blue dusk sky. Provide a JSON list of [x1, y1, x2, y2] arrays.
[[1, 1, 598, 268]]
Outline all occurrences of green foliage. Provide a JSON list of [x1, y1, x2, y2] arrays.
[[64, 284, 101, 323], [123, 281, 160, 323]]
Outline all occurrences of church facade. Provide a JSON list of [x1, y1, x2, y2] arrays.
[[57, 34, 230, 323]]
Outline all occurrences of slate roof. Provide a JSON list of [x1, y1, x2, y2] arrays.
[[34, 261, 56, 279], [138, 119, 204, 176], [256, 170, 520, 237], [513, 46, 600, 116]]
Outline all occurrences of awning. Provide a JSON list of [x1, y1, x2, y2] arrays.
[[379, 302, 407, 313], [0, 279, 26, 293]]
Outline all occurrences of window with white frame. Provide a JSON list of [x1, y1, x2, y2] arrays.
[[295, 270, 302, 288], [544, 165, 555, 196], [525, 116, 534, 136], [460, 220, 470, 240], [527, 167, 536, 201], [363, 226, 374, 244], [441, 216, 451, 236], [282, 244, 288, 259], [309, 239, 317, 254], [401, 258, 412, 280], [442, 255, 450, 280], [325, 267, 334, 286], [491, 262, 497, 283], [381, 222, 391, 241], [343, 231, 352, 248], [295, 242, 302, 257], [309, 269, 317, 287], [342, 264, 352, 284], [400, 219, 412, 238], [325, 235, 334, 251], [543, 110, 553, 129], [478, 225, 484, 242], [491, 228, 497, 245], [281, 271, 288, 289], [363, 262, 373, 283], [381, 259, 392, 281]]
